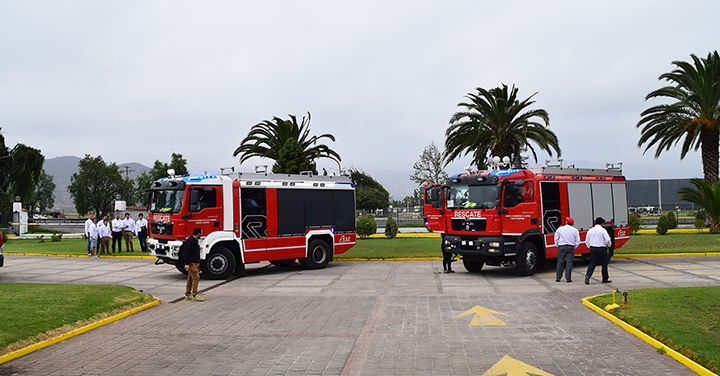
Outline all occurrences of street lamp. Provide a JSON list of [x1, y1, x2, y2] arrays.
[[651, 174, 661, 213]]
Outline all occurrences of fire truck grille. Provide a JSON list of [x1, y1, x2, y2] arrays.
[[450, 218, 487, 232], [151, 221, 173, 236]]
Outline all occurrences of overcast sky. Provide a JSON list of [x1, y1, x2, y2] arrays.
[[1, 1, 718, 198]]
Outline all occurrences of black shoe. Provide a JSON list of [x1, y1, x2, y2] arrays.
[[556, 279, 561, 282], [567, 280, 572, 283], [602, 280, 612, 283], [584, 276, 590, 285]]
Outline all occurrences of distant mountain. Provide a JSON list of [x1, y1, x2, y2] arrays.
[[43, 156, 150, 212]]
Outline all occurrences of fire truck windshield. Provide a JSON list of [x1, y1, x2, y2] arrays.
[[446, 184, 497, 209], [150, 189, 185, 213]]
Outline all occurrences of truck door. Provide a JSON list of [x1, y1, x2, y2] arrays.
[[240, 187, 267, 262], [423, 185, 446, 232], [501, 180, 538, 235], [187, 185, 222, 237]]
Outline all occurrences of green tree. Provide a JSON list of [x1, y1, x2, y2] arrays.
[[384, 216, 398, 239], [233, 113, 341, 174], [135, 153, 189, 205], [677, 178, 720, 233], [0, 128, 45, 211], [410, 141, 448, 186], [665, 211, 678, 229], [272, 138, 316, 174], [637, 51, 720, 183], [67, 155, 128, 217], [350, 168, 390, 211], [356, 214, 377, 238], [24, 169, 56, 216], [444, 84, 561, 170], [656, 215, 669, 235]]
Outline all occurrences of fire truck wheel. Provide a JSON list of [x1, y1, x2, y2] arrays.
[[301, 239, 331, 269], [175, 262, 189, 275], [200, 246, 236, 280], [516, 242, 538, 276], [462, 258, 484, 272]]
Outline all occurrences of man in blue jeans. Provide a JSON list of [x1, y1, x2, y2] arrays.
[[585, 217, 612, 284]]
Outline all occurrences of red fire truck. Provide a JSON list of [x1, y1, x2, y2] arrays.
[[146, 171, 356, 279], [424, 162, 629, 276]]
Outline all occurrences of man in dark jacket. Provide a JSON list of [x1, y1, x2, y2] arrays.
[[184, 227, 203, 301]]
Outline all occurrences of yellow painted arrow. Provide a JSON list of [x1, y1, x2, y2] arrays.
[[458, 305, 511, 325], [482, 355, 555, 376]]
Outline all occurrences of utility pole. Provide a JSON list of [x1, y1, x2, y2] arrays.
[[120, 165, 134, 180]]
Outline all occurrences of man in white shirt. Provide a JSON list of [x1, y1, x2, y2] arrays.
[[584, 217, 612, 285], [111, 213, 124, 253], [98, 218, 111, 255], [135, 213, 149, 253], [554, 217, 580, 283], [84, 214, 94, 256], [87, 218, 99, 258], [122, 213, 135, 252]]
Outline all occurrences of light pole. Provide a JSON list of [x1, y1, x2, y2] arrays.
[[652, 174, 661, 213]]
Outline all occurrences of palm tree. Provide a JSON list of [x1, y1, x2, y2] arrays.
[[444, 84, 560, 169], [677, 178, 720, 233], [233, 113, 341, 174], [637, 51, 720, 183]]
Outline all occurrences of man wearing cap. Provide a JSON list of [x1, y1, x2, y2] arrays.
[[585, 217, 612, 284], [554, 217, 580, 282]]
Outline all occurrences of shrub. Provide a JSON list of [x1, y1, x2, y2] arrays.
[[384, 216, 398, 239], [656, 215, 668, 235], [695, 218, 706, 232], [356, 215, 377, 238], [628, 215, 643, 234], [696, 209, 707, 220], [51, 233, 63, 242], [665, 211, 677, 229]]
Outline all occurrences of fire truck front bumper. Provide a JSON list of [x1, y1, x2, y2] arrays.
[[147, 238, 183, 260], [443, 235, 507, 256]]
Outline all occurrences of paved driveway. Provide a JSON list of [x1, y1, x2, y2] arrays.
[[1, 255, 719, 375]]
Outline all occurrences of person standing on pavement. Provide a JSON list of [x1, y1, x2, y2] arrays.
[[184, 227, 204, 301], [84, 213, 94, 256], [135, 213, 149, 252], [111, 213, 123, 253], [98, 218, 111, 255], [87, 218, 99, 258], [122, 213, 135, 252], [554, 217, 580, 282], [585, 217, 612, 284]]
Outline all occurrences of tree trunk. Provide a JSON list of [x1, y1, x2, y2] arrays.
[[701, 128, 719, 184]]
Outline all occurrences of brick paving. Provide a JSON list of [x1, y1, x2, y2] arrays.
[[1, 255, 718, 375]]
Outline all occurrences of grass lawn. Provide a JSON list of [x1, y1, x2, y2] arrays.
[[617, 233, 720, 254], [0, 283, 154, 355], [7, 233, 720, 259], [589, 286, 720, 373], [4, 237, 146, 257], [336, 237, 440, 259]]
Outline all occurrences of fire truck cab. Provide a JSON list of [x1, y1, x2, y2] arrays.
[[424, 162, 629, 276], [146, 172, 356, 279]]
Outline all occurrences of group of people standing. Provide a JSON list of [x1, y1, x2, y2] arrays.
[[84, 213, 149, 257], [554, 216, 612, 284]]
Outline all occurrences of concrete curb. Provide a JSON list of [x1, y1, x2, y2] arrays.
[[582, 294, 717, 376], [0, 297, 161, 365]]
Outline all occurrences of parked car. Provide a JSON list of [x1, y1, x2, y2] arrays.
[[629, 211, 641, 218]]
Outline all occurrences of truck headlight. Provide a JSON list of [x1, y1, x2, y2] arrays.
[[489, 242, 500, 248]]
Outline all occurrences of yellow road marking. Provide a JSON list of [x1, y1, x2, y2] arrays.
[[459, 306, 511, 326], [481, 355, 555, 376]]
